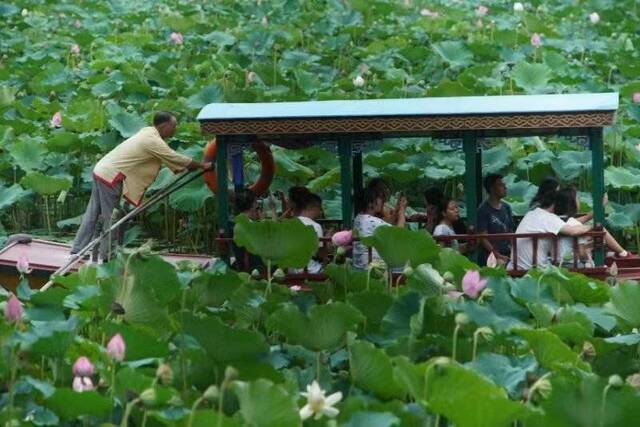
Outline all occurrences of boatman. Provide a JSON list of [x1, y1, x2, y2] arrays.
[[70, 111, 210, 262]]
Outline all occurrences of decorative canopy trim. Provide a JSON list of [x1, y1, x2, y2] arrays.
[[200, 111, 615, 137]]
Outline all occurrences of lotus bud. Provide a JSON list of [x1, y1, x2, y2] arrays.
[[246, 71, 257, 84], [107, 333, 126, 362], [476, 5, 488, 17], [203, 385, 220, 400], [72, 376, 95, 393], [169, 32, 184, 45], [21, 9, 28, 16], [513, 2, 524, 12], [479, 288, 494, 301], [74, 19, 81, 28], [4, 294, 23, 324], [626, 373, 640, 390], [50, 112, 63, 128], [140, 388, 157, 405], [352, 75, 365, 87], [455, 313, 470, 326], [589, 12, 600, 24], [608, 375, 624, 388], [625, 38, 635, 52], [476, 326, 494, 340], [156, 363, 173, 385], [581, 341, 596, 359], [224, 365, 239, 382], [273, 268, 285, 281], [290, 285, 302, 293], [419, 8, 439, 18], [530, 33, 542, 48], [358, 63, 369, 74], [331, 230, 353, 247], [73, 357, 95, 377], [443, 271, 454, 282], [251, 269, 261, 279], [261, 16, 268, 26], [16, 255, 31, 275], [402, 262, 414, 277], [533, 378, 552, 399], [70, 44, 80, 55]]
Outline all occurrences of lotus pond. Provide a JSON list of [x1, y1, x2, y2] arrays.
[[3, 221, 640, 427]]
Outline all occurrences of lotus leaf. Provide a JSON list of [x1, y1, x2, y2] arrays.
[[361, 226, 440, 268]]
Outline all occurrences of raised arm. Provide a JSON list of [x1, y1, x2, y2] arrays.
[[559, 223, 592, 236]]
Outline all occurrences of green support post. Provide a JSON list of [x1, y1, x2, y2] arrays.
[[339, 140, 353, 228], [463, 132, 479, 263], [353, 150, 363, 200], [590, 128, 605, 266], [463, 132, 479, 228], [216, 137, 229, 236]]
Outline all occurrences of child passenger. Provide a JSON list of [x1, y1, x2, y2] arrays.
[[352, 187, 407, 270], [433, 197, 468, 253], [294, 192, 325, 274]]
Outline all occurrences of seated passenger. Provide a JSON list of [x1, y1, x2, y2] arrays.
[[293, 192, 325, 274], [529, 178, 630, 258], [366, 177, 406, 225], [280, 186, 310, 218], [554, 187, 594, 268], [352, 187, 407, 270], [231, 188, 264, 272], [433, 197, 468, 253], [509, 190, 592, 270], [478, 174, 514, 267]]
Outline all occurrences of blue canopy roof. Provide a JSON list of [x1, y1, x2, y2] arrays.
[[197, 93, 619, 138], [198, 93, 618, 121]]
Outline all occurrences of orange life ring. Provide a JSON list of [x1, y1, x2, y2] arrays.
[[203, 139, 275, 196]]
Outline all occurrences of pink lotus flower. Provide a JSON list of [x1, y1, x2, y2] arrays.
[[420, 8, 439, 18], [50, 111, 62, 128], [16, 254, 31, 274], [4, 294, 23, 324], [476, 5, 489, 17], [107, 333, 126, 362], [70, 44, 80, 55], [530, 33, 542, 48], [72, 376, 95, 393], [633, 93, 640, 104], [290, 285, 302, 292], [462, 270, 487, 299], [331, 230, 353, 247], [169, 32, 183, 45], [73, 356, 95, 377]]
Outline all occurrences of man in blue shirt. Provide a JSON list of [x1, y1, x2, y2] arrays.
[[477, 174, 514, 266]]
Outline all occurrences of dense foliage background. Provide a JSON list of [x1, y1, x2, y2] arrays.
[[3, 0, 640, 251]]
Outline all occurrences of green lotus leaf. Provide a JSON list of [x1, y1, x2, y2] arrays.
[[512, 62, 551, 93], [0, 85, 16, 107], [424, 361, 531, 427], [0, 184, 29, 210], [9, 137, 47, 171], [605, 166, 640, 190], [272, 148, 314, 180], [184, 313, 268, 362], [108, 110, 146, 138], [45, 389, 111, 420], [267, 302, 363, 351], [361, 226, 440, 268], [466, 353, 537, 399], [232, 379, 300, 427], [342, 412, 401, 427], [168, 176, 213, 212], [432, 41, 473, 68], [21, 172, 72, 195], [516, 328, 591, 372], [607, 281, 640, 328], [482, 145, 512, 174], [186, 84, 224, 110], [551, 150, 592, 181], [233, 215, 318, 269], [349, 340, 405, 400]]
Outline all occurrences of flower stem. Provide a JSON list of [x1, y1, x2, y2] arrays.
[[316, 351, 321, 381], [187, 397, 204, 427], [452, 325, 461, 362], [472, 329, 480, 361], [120, 397, 141, 427], [600, 384, 612, 427]]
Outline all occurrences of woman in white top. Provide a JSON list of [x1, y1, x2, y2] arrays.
[[554, 187, 594, 267], [352, 187, 407, 270], [433, 198, 467, 253], [510, 190, 592, 270]]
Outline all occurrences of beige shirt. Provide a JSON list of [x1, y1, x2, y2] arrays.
[[93, 127, 191, 205]]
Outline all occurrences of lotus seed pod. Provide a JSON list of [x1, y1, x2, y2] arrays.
[[443, 271, 454, 282], [455, 312, 470, 326], [140, 388, 157, 406], [582, 341, 596, 359], [273, 268, 285, 281], [251, 269, 261, 279], [224, 366, 239, 382], [156, 363, 173, 385], [535, 378, 552, 399], [203, 385, 220, 400], [609, 375, 624, 388], [403, 263, 414, 276], [626, 373, 640, 390]]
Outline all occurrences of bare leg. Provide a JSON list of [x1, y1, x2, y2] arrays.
[[604, 228, 625, 254]]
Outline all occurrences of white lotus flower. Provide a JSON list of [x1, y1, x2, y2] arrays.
[[589, 12, 600, 24], [353, 75, 365, 87], [513, 2, 524, 12], [299, 381, 342, 421]]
